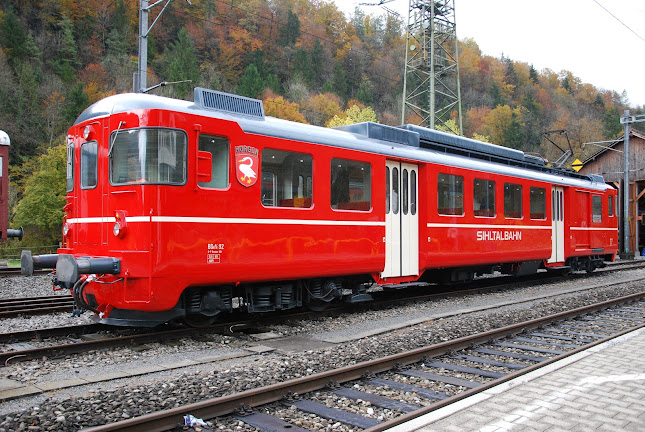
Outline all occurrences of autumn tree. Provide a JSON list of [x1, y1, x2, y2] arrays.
[[263, 95, 308, 123], [302, 92, 342, 126], [481, 105, 526, 149], [326, 104, 377, 127]]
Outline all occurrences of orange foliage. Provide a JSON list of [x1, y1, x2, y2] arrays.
[[264, 96, 308, 124], [302, 93, 342, 126], [465, 106, 492, 137]]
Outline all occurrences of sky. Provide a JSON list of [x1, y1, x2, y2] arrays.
[[332, 0, 645, 108]]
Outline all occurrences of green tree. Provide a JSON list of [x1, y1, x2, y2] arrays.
[[278, 10, 300, 46], [0, 7, 40, 67], [13, 144, 67, 247], [236, 64, 265, 99], [163, 27, 199, 99], [310, 39, 325, 88], [603, 106, 622, 138], [51, 15, 80, 83], [63, 82, 90, 124], [356, 77, 374, 106], [293, 47, 313, 85], [528, 64, 539, 84], [332, 63, 349, 101]]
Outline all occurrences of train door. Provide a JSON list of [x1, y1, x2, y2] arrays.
[[77, 130, 102, 245], [383, 161, 419, 278], [549, 186, 565, 263]]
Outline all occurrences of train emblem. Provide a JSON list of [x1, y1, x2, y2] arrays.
[[235, 145, 259, 187]]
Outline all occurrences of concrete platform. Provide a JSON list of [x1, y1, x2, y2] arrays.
[[392, 327, 645, 431]]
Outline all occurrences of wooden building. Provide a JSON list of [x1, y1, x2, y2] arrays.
[[580, 128, 645, 257]]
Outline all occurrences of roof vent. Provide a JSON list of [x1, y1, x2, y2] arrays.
[[335, 122, 419, 147], [194, 87, 264, 118]]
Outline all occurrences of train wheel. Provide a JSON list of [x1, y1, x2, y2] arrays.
[[305, 298, 330, 311], [184, 313, 216, 327]]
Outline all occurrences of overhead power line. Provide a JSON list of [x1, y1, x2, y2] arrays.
[[591, 0, 645, 43]]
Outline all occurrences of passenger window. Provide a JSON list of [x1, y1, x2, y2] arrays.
[[261, 148, 312, 208], [198, 135, 229, 188], [66, 143, 74, 192], [592, 195, 602, 223], [473, 178, 495, 217], [438, 173, 464, 215], [410, 170, 417, 216], [392, 167, 399, 215], [402, 169, 409, 215], [608, 195, 614, 217], [331, 158, 372, 211], [504, 183, 522, 218], [81, 141, 98, 190], [529, 187, 546, 220], [385, 166, 390, 214]]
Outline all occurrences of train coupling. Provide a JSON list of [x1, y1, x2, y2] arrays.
[[55, 254, 121, 289], [7, 227, 23, 240], [21, 250, 58, 275]]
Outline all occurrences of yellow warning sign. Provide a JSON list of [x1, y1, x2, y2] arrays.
[[571, 159, 583, 172]]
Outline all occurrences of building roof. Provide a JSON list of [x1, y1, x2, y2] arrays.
[[582, 128, 645, 164]]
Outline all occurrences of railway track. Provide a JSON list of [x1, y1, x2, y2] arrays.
[[81, 291, 645, 432], [2, 259, 644, 319], [2, 266, 645, 367], [0, 267, 49, 277], [0, 294, 74, 318]]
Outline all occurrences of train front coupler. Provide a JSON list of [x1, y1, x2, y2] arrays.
[[55, 254, 121, 289]]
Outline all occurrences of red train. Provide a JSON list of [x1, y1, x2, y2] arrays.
[[21, 88, 618, 326]]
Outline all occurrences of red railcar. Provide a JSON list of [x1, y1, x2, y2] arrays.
[[21, 89, 618, 326]]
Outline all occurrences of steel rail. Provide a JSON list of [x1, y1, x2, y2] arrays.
[[3, 272, 644, 366], [79, 290, 645, 432], [0, 295, 74, 318]]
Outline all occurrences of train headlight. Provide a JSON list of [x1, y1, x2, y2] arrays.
[[82, 125, 95, 140], [62, 222, 71, 237], [113, 210, 128, 239]]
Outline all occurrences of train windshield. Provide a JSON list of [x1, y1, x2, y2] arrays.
[[109, 128, 187, 185]]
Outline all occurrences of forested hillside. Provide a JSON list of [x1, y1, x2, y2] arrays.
[[0, 0, 641, 246]]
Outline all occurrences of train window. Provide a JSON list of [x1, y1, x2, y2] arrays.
[[473, 179, 495, 217], [198, 135, 228, 189], [109, 128, 187, 185], [392, 167, 399, 214], [529, 187, 546, 220], [608, 195, 614, 217], [438, 173, 464, 216], [262, 148, 312, 208], [80, 141, 98, 189], [592, 195, 602, 223], [503, 183, 522, 219], [402, 169, 409, 215], [411, 170, 417, 216], [66, 143, 74, 192], [331, 159, 372, 211], [385, 166, 390, 214]]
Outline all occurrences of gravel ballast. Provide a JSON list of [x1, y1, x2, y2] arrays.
[[0, 267, 644, 431]]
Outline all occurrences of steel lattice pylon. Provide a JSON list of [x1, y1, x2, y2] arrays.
[[401, 0, 462, 133]]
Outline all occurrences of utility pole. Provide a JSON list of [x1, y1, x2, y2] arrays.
[[619, 110, 645, 258], [401, 0, 462, 133], [135, 0, 191, 93]]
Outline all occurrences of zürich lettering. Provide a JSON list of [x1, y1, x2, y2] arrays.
[[476, 231, 522, 241], [235, 145, 259, 156]]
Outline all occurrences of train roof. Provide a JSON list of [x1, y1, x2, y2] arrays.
[[74, 88, 610, 192]]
